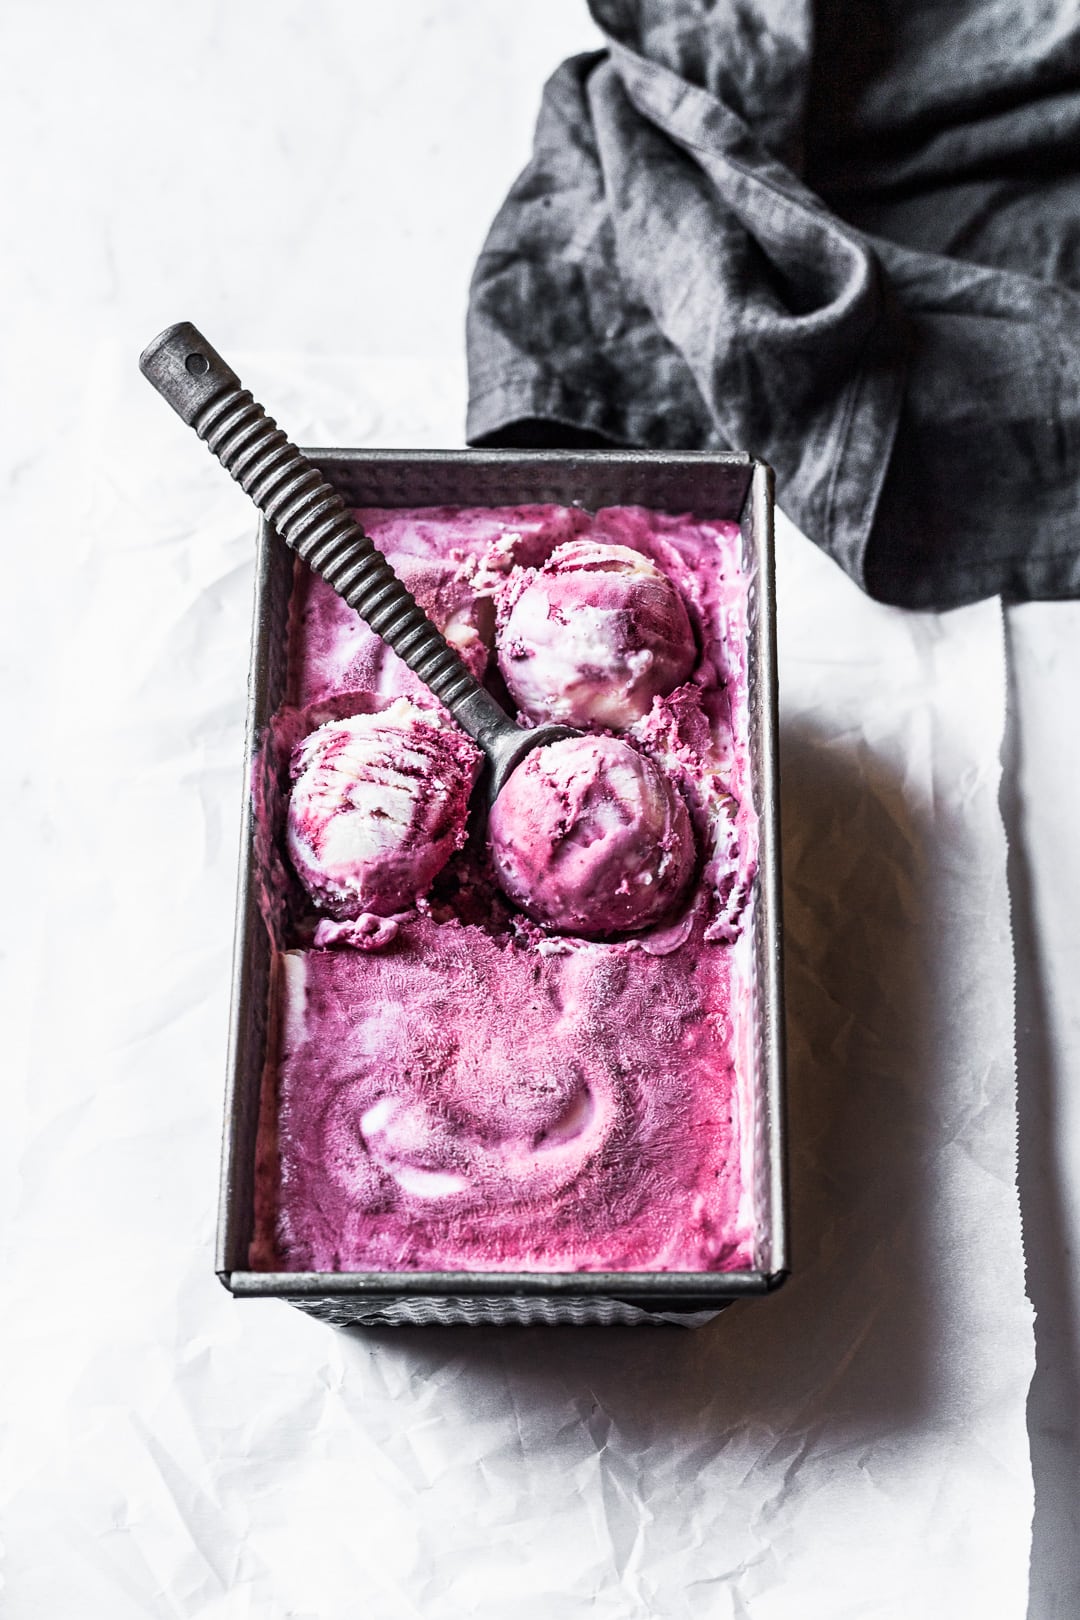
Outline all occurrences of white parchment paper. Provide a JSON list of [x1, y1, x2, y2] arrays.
[[4, 352, 1033, 1618]]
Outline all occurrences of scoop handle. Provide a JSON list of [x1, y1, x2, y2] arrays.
[[138, 322, 516, 760]]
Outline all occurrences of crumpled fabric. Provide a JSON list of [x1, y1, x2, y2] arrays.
[[467, 0, 1080, 609]]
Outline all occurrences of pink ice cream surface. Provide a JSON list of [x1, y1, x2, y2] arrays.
[[496, 539, 696, 728], [488, 733, 696, 937], [271, 921, 744, 1273], [285, 697, 481, 919], [251, 504, 760, 1276]]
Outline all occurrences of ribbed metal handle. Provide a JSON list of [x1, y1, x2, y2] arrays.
[[138, 322, 515, 742], [140, 322, 578, 796]]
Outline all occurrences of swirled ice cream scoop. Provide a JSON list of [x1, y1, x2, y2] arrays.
[[495, 540, 696, 729], [488, 733, 696, 936], [286, 698, 481, 919]]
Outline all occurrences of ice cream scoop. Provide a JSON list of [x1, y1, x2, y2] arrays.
[[138, 322, 572, 802], [140, 324, 694, 938], [488, 734, 696, 936], [496, 540, 696, 729], [287, 698, 481, 918]]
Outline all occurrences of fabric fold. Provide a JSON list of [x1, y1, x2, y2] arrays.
[[467, 0, 1080, 608]]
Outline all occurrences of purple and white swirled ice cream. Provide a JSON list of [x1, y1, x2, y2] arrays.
[[251, 504, 761, 1274]]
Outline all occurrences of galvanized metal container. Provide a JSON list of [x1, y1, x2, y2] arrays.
[[217, 449, 787, 1326]]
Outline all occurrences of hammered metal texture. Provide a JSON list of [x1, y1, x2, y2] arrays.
[[284, 1295, 727, 1328]]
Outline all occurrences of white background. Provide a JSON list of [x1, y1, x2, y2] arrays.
[[3, 4, 1078, 1615]]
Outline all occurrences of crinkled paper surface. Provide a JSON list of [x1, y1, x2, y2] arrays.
[[5, 352, 1033, 1618]]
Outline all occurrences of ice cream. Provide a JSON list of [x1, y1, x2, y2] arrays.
[[495, 539, 696, 728], [251, 505, 759, 1275], [488, 733, 696, 936], [270, 920, 745, 1272], [285, 697, 481, 919]]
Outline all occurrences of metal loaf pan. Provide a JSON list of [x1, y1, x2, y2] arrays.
[[218, 450, 787, 1327]]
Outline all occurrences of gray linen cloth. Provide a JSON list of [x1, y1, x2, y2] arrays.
[[466, 0, 1080, 608]]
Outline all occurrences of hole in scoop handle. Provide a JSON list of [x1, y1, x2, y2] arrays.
[[138, 322, 515, 749]]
